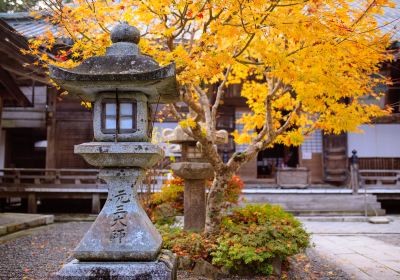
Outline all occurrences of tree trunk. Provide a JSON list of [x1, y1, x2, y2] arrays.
[[205, 170, 233, 235]]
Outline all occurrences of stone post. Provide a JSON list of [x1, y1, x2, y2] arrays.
[[350, 149, 360, 194], [185, 179, 206, 230], [50, 22, 179, 279], [163, 126, 227, 232]]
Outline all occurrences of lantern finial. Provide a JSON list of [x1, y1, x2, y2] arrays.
[[110, 21, 140, 44]]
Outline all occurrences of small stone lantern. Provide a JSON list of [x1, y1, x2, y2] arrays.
[[163, 126, 227, 231], [50, 22, 179, 279]]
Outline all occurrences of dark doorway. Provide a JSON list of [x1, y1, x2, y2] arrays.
[[257, 144, 299, 178], [5, 128, 46, 168]]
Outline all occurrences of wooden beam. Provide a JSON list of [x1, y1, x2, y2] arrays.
[[0, 66, 32, 107], [1, 63, 50, 85], [46, 87, 57, 168]]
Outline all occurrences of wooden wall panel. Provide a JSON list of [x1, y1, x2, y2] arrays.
[[52, 96, 93, 169], [359, 158, 400, 170], [301, 153, 324, 184]]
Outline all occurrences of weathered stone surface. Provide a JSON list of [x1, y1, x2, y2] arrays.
[[277, 167, 310, 188], [110, 22, 140, 44], [177, 256, 193, 270], [272, 257, 282, 276], [192, 259, 225, 279], [162, 125, 228, 144], [368, 216, 390, 224], [75, 142, 163, 168], [73, 168, 162, 261], [54, 250, 177, 280], [49, 22, 178, 104], [184, 179, 206, 232], [170, 162, 213, 180], [0, 213, 54, 236]]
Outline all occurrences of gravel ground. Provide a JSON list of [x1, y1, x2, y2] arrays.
[[0, 222, 91, 280], [0, 222, 350, 280], [286, 249, 350, 280]]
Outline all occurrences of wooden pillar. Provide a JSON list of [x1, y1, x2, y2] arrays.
[[350, 150, 360, 194], [46, 87, 57, 169], [0, 95, 3, 129], [91, 193, 101, 214], [0, 96, 5, 171], [27, 193, 37, 213]]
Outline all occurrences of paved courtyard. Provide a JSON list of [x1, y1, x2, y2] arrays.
[[0, 215, 399, 279], [0, 219, 348, 279], [301, 216, 400, 280]]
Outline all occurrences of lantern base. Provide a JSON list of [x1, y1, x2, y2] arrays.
[[53, 250, 177, 280]]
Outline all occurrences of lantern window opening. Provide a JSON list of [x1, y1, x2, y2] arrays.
[[101, 98, 137, 134], [181, 143, 204, 162]]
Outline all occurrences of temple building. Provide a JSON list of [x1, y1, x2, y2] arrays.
[[0, 10, 399, 215]]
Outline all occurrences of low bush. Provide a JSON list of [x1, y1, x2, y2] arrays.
[[148, 177, 184, 224], [211, 204, 310, 275], [159, 203, 310, 277], [158, 225, 215, 260]]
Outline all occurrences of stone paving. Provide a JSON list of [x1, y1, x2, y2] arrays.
[[301, 216, 400, 280], [0, 212, 54, 236]]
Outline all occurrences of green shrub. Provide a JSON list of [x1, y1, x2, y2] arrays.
[[211, 204, 310, 276]]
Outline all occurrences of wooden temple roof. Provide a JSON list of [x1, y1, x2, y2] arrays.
[[0, 14, 51, 107]]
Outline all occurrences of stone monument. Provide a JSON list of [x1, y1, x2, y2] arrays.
[[50, 22, 179, 279], [163, 126, 227, 231]]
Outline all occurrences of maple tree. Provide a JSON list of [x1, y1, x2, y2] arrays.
[[27, 0, 395, 234]]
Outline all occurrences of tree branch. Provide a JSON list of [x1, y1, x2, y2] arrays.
[[194, 85, 212, 139], [211, 65, 231, 140]]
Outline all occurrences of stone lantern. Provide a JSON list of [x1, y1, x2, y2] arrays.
[[163, 126, 228, 231], [50, 22, 179, 279]]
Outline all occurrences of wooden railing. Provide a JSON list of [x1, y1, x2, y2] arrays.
[[0, 168, 171, 190], [0, 168, 101, 186], [359, 169, 400, 188]]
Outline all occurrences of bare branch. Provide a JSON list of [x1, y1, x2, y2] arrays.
[[181, 86, 205, 121], [211, 65, 232, 140], [194, 85, 212, 139], [170, 103, 183, 121]]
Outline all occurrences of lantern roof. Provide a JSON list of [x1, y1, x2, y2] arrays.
[[49, 22, 179, 103], [162, 125, 229, 144]]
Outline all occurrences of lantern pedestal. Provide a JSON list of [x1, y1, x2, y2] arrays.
[[54, 251, 176, 279], [73, 168, 162, 261]]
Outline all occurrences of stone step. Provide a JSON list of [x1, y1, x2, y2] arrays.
[[242, 193, 385, 216], [289, 210, 386, 216]]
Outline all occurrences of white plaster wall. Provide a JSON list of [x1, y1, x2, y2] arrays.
[[20, 86, 47, 105], [347, 124, 400, 157]]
